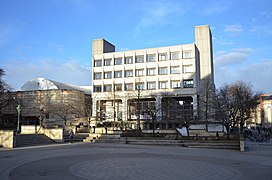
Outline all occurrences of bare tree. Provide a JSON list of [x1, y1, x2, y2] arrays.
[[215, 81, 259, 138], [198, 78, 215, 130], [34, 90, 54, 128], [51, 102, 76, 126], [0, 68, 15, 127]]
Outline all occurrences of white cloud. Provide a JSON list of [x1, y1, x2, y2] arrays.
[[0, 21, 26, 45], [214, 48, 253, 67], [213, 36, 234, 45], [250, 25, 272, 34], [224, 24, 243, 34], [261, 11, 272, 19], [48, 42, 65, 52], [134, 1, 183, 37], [2, 58, 91, 90], [215, 60, 272, 94], [202, 1, 230, 15]]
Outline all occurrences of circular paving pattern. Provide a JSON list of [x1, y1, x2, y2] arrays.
[[70, 157, 242, 180]]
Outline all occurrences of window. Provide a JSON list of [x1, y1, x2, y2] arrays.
[[159, 81, 168, 89], [170, 66, 180, 74], [183, 79, 194, 88], [114, 84, 122, 91], [94, 59, 102, 67], [183, 65, 194, 73], [94, 72, 102, 80], [135, 69, 144, 76], [147, 68, 156, 76], [104, 84, 112, 92], [104, 59, 111, 66], [125, 56, 133, 64], [125, 83, 133, 91], [158, 67, 168, 75], [183, 51, 192, 59], [171, 81, 181, 89], [125, 70, 133, 77], [147, 82, 156, 90], [159, 53, 167, 61], [114, 58, 122, 65], [135, 55, 144, 63], [136, 83, 144, 90], [114, 71, 122, 78], [94, 85, 102, 92], [147, 54, 156, 62], [170, 52, 180, 60], [104, 71, 112, 79]]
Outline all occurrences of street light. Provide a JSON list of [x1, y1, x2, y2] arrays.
[[16, 105, 21, 133]]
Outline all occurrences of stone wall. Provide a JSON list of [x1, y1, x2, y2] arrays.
[[0, 130, 15, 148], [21, 125, 63, 142]]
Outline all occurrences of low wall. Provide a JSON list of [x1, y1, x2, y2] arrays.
[[0, 130, 15, 148], [44, 128, 63, 143], [21, 125, 63, 142]]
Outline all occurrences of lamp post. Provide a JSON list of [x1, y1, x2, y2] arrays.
[[16, 105, 21, 133]]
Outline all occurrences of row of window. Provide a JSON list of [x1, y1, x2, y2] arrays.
[[93, 51, 192, 67], [93, 65, 193, 80], [93, 79, 194, 92]]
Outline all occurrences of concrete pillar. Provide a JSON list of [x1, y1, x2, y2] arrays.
[[122, 98, 128, 122], [92, 99, 98, 117], [156, 96, 162, 121], [192, 94, 199, 120]]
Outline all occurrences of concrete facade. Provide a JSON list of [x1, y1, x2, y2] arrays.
[[91, 25, 214, 130]]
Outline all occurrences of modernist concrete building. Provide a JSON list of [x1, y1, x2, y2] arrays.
[[91, 25, 214, 130], [1, 78, 92, 129]]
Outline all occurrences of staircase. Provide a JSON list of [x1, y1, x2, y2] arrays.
[[63, 133, 89, 142], [83, 132, 240, 150], [84, 133, 125, 143], [180, 139, 240, 150], [16, 134, 56, 147]]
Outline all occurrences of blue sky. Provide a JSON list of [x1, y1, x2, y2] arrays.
[[0, 0, 271, 94]]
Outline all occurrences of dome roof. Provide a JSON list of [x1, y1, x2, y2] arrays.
[[21, 78, 91, 95]]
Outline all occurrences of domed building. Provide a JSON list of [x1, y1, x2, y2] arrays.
[[2, 78, 92, 129]]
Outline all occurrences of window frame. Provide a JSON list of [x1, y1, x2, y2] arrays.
[[114, 58, 122, 65], [159, 81, 168, 89], [159, 53, 167, 61], [158, 67, 168, 75], [104, 71, 112, 79], [170, 66, 180, 74], [93, 85, 102, 92], [135, 55, 144, 63], [147, 82, 156, 90], [183, 79, 194, 88], [94, 59, 102, 67], [147, 54, 156, 62], [171, 80, 181, 89], [147, 68, 156, 76], [125, 83, 133, 91], [114, 84, 122, 91], [124, 70, 133, 77], [125, 56, 133, 64], [114, 70, 122, 78], [104, 59, 112, 66], [94, 72, 102, 80], [170, 52, 180, 60], [135, 69, 144, 77]]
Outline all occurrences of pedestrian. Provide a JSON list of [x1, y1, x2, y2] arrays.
[[69, 129, 74, 143]]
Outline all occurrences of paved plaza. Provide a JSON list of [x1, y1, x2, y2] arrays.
[[0, 142, 272, 180]]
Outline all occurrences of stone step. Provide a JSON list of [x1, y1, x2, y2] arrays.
[[64, 133, 89, 142], [16, 134, 56, 147]]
